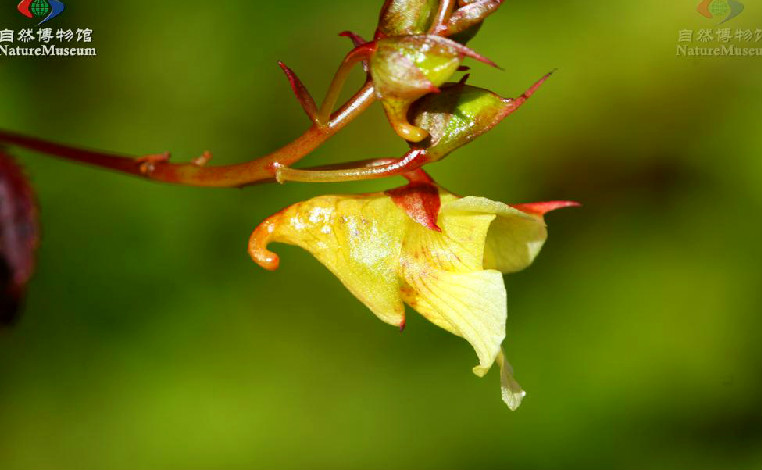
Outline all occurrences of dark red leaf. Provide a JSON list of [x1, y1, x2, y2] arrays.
[[0, 149, 39, 325]]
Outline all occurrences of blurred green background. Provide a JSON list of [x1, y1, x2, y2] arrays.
[[1, 0, 761, 468]]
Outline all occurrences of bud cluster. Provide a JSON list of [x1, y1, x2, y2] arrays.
[[275, 0, 552, 186], [370, 0, 507, 143]]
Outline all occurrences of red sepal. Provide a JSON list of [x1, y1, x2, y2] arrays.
[[387, 183, 442, 232], [511, 200, 580, 216]]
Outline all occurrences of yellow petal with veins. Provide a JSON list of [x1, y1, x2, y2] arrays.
[[400, 196, 546, 375], [253, 194, 407, 328], [401, 267, 506, 375], [445, 197, 548, 273]]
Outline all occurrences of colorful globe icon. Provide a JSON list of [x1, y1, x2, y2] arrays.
[[29, 0, 51, 18], [17, 0, 65, 23]]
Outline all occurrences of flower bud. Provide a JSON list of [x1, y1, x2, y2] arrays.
[[410, 83, 510, 160], [371, 35, 469, 99], [445, 0, 504, 44], [376, 0, 439, 37], [410, 73, 552, 160], [369, 35, 496, 142]]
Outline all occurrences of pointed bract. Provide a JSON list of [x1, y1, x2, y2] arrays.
[[278, 61, 318, 124]]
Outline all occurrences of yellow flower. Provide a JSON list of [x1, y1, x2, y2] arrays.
[[249, 187, 575, 410]]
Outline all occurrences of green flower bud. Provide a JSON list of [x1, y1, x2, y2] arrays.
[[370, 35, 470, 99], [376, 0, 439, 37], [410, 73, 552, 160], [445, 0, 504, 44]]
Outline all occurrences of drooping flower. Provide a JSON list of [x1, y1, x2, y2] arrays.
[[249, 184, 576, 410]]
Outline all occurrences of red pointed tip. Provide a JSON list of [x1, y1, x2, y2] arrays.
[[432, 36, 500, 69], [459, 48, 500, 69], [511, 201, 580, 216], [399, 318, 406, 332], [523, 69, 556, 99], [500, 70, 556, 118], [277, 61, 298, 88], [338, 31, 368, 47]]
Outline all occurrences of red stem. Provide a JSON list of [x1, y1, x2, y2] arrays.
[[0, 83, 376, 188]]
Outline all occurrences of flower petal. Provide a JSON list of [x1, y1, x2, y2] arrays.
[[444, 197, 548, 273], [400, 267, 506, 375], [406, 207, 495, 273], [496, 348, 526, 411], [250, 195, 407, 327]]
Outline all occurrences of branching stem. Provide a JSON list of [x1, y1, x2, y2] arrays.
[[0, 83, 376, 188]]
